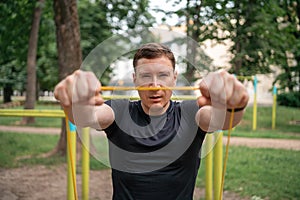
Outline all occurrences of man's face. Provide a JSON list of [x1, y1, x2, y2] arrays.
[[133, 56, 177, 115]]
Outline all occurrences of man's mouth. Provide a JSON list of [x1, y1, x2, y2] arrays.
[[149, 95, 162, 100]]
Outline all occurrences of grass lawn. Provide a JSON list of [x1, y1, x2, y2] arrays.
[[0, 131, 107, 170], [197, 146, 300, 200], [0, 131, 64, 168], [222, 106, 300, 139], [237, 106, 300, 133]]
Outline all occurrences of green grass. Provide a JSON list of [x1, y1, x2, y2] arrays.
[[0, 130, 109, 170], [89, 135, 110, 170], [241, 106, 300, 132], [0, 131, 64, 168], [197, 146, 300, 199], [225, 106, 300, 139], [225, 129, 300, 140]]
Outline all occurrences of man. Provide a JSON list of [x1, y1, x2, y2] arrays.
[[54, 43, 249, 199]]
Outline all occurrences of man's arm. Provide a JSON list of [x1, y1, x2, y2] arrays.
[[195, 70, 249, 132], [54, 70, 114, 130]]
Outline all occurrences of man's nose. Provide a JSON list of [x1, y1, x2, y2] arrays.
[[149, 76, 159, 87]]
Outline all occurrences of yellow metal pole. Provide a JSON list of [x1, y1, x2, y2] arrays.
[[219, 110, 235, 200], [82, 127, 90, 200], [252, 76, 257, 131], [0, 109, 64, 117], [213, 131, 223, 200], [66, 119, 77, 200], [205, 134, 213, 200]]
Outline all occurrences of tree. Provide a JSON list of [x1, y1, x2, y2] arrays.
[[0, 1, 59, 103], [103, 0, 155, 32], [272, 0, 300, 92], [51, 0, 82, 156], [159, 1, 292, 76], [0, 1, 34, 103], [77, 0, 113, 86], [229, 1, 281, 75], [78, 0, 112, 59], [22, 0, 45, 124], [184, 0, 214, 82], [78, 0, 155, 86], [154, 0, 215, 82], [37, 0, 59, 93]]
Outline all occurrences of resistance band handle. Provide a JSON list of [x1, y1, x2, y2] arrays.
[[227, 106, 246, 113]]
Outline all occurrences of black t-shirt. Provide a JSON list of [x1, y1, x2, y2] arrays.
[[104, 100, 206, 200]]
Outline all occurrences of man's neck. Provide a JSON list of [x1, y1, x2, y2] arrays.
[[141, 101, 170, 116]]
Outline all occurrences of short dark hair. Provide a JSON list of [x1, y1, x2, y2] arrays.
[[133, 43, 176, 69]]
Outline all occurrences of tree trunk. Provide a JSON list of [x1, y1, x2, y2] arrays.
[[22, 0, 45, 124], [51, 0, 82, 156], [232, 0, 242, 74], [186, 17, 197, 83], [3, 84, 13, 103], [185, 0, 201, 85]]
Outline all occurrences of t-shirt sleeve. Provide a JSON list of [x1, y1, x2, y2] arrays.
[[103, 99, 128, 134], [181, 100, 207, 135]]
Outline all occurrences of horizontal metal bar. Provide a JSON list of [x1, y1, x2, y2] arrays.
[[0, 109, 65, 118]]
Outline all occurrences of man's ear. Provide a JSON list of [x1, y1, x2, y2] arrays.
[[173, 70, 178, 86], [132, 72, 137, 85]]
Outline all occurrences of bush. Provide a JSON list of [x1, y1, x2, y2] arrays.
[[277, 91, 300, 108]]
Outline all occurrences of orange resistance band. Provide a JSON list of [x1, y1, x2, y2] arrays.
[[219, 109, 235, 199], [100, 86, 199, 91]]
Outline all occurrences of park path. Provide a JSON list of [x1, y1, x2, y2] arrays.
[[1, 125, 300, 150]]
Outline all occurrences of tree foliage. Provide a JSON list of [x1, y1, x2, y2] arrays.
[[0, 0, 155, 102], [104, 0, 155, 31], [271, 0, 300, 92], [154, 0, 215, 82], [2, 0, 298, 100], [159, 0, 299, 92], [0, 0, 35, 102]]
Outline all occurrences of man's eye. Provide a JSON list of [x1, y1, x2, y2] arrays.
[[159, 73, 169, 78]]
